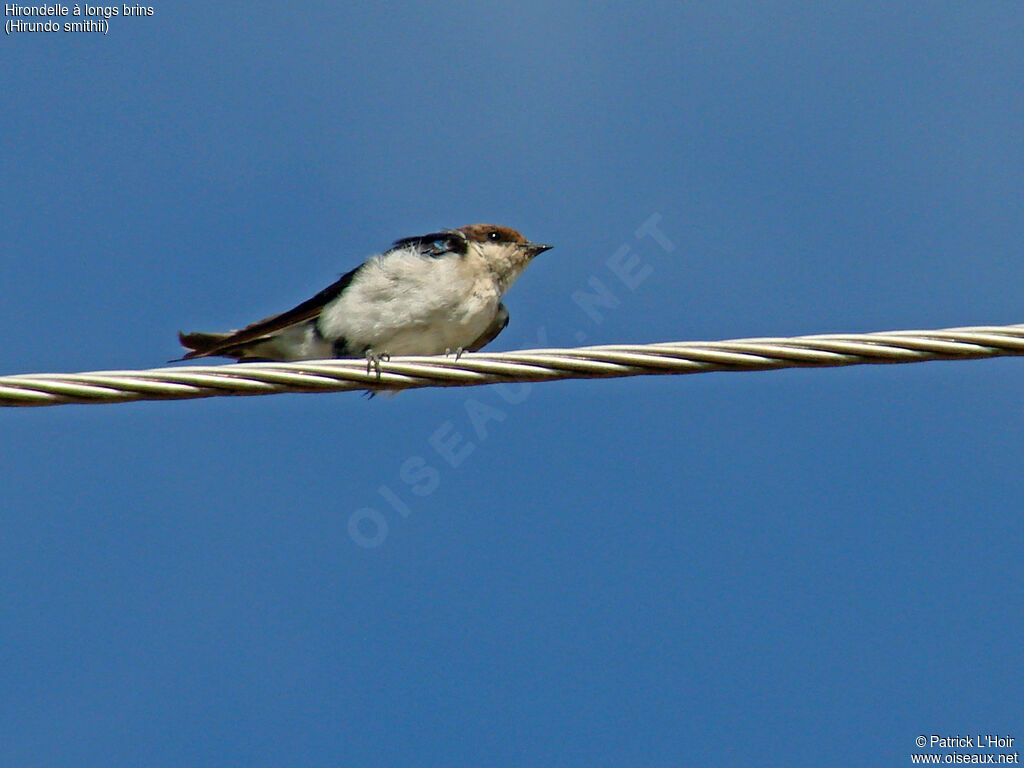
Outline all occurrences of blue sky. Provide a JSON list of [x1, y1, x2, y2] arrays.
[[2, 3, 1022, 766]]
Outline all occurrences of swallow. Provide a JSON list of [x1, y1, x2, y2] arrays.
[[178, 224, 552, 363]]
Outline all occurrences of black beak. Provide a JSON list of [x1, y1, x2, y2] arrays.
[[526, 242, 553, 257]]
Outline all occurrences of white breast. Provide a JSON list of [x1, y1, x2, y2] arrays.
[[317, 248, 500, 356]]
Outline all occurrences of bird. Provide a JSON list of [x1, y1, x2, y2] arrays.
[[178, 224, 552, 364]]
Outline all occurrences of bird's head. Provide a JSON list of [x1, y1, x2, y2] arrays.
[[457, 224, 552, 293]]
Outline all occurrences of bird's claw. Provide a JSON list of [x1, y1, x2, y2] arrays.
[[445, 347, 465, 360], [365, 350, 390, 379]]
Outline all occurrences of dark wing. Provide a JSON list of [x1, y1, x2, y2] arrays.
[[178, 263, 364, 360], [466, 303, 509, 352], [389, 229, 468, 258]]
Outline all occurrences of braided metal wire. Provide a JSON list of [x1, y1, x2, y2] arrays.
[[2, 323, 1023, 407]]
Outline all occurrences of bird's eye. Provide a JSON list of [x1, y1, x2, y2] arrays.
[[488, 230, 500, 241]]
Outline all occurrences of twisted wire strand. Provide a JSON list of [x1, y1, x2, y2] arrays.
[[2, 323, 1023, 408]]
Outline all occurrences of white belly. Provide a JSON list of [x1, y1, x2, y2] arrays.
[[317, 249, 500, 356]]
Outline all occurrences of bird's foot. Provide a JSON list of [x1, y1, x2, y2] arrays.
[[445, 347, 466, 360], [365, 350, 390, 379]]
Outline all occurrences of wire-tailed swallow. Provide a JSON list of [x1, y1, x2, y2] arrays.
[[178, 224, 552, 362]]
